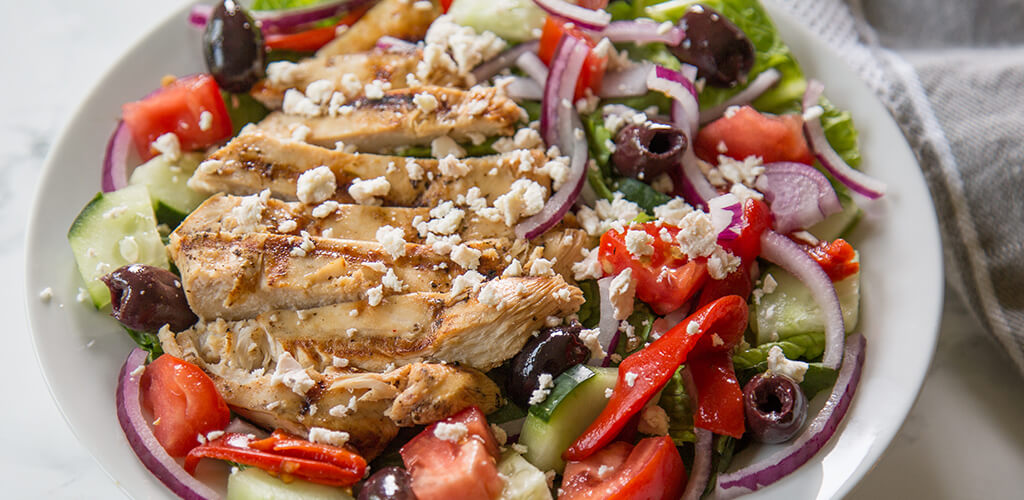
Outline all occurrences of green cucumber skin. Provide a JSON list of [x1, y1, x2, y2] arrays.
[[128, 152, 208, 227], [752, 264, 860, 345], [520, 366, 618, 473], [226, 468, 354, 500], [67, 184, 169, 308], [497, 452, 554, 500]]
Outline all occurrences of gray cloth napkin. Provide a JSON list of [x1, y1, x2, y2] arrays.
[[770, 0, 1024, 373]]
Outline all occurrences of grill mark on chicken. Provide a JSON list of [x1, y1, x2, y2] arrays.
[[255, 86, 523, 151]]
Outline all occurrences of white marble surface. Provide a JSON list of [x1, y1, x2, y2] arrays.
[[3, 1, 1022, 498]]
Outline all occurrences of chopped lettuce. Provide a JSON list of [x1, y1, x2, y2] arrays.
[[582, 111, 616, 172], [658, 368, 696, 444], [732, 332, 827, 370], [616, 178, 671, 213], [221, 91, 270, 135], [123, 327, 163, 362], [251, 0, 324, 10], [577, 280, 601, 329]]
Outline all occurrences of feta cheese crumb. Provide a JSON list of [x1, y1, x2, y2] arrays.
[[625, 229, 655, 257], [366, 285, 384, 306], [151, 132, 181, 162], [39, 287, 54, 303], [501, 258, 523, 278], [686, 320, 700, 336], [382, 268, 405, 292], [206, 430, 225, 441], [438, 154, 470, 177], [450, 270, 485, 298], [312, 200, 340, 218], [431, 136, 466, 159], [490, 424, 508, 446], [579, 328, 607, 363], [348, 176, 391, 205], [282, 88, 321, 117], [529, 257, 555, 277], [762, 273, 778, 294], [451, 243, 482, 270], [433, 421, 468, 443], [405, 158, 425, 181], [309, 427, 351, 447], [271, 352, 316, 396], [477, 281, 503, 306], [624, 371, 639, 387], [364, 80, 386, 99], [332, 356, 350, 368], [375, 225, 407, 259], [529, 373, 555, 405], [129, 364, 145, 378], [198, 111, 213, 131], [609, 269, 637, 320], [277, 219, 298, 233], [604, 387, 614, 398], [767, 346, 809, 383], [296, 166, 337, 205], [493, 178, 547, 226], [413, 92, 439, 113], [572, 247, 603, 281], [638, 405, 670, 435]]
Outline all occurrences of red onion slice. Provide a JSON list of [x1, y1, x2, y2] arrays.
[[755, 161, 843, 233], [504, 76, 544, 101], [715, 334, 866, 497], [679, 367, 713, 500], [189, 0, 372, 34], [516, 51, 550, 86], [102, 121, 141, 192], [540, 35, 577, 145], [472, 41, 539, 83], [375, 36, 418, 53], [188, 5, 212, 29], [116, 348, 219, 500], [598, 62, 653, 98], [759, 230, 845, 369], [594, 276, 620, 364], [803, 80, 886, 199], [532, 0, 612, 31], [648, 65, 698, 135], [602, 20, 685, 46], [699, 68, 781, 124], [708, 193, 743, 241]]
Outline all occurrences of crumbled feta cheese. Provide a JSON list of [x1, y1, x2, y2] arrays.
[[766, 346, 809, 383], [433, 421, 468, 443], [416, 15, 506, 84], [686, 320, 700, 336], [296, 166, 337, 205], [382, 268, 405, 292], [404, 158, 425, 181], [578, 328, 606, 363], [625, 229, 655, 257], [653, 198, 692, 227], [803, 105, 825, 122], [529, 373, 555, 405], [604, 388, 614, 398], [674, 211, 719, 259], [538, 156, 571, 190], [577, 193, 642, 236], [198, 111, 213, 131], [129, 364, 145, 378], [375, 225, 407, 259], [282, 88, 321, 117], [490, 424, 508, 446], [348, 176, 391, 205], [502, 258, 523, 278], [572, 248, 602, 281], [729, 183, 764, 203], [492, 179, 547, 226], [332, 356, 350, 368], [706, 247, 741, 280], [309, 427, 350, 447], [312, 200, 340, 218], [366, 285, 384, 306], [76, 287, 90, 303], [206, 430, 225, 441], [712, 154, 765, 187], [438, 154, 470, 177], [266, 61, 300, 87], [413, 92, 439, 113], [529, 257, 555, 277], [624, 371, 639, 387], [431, 136, 466, 159], [762, 273, 778, 294], [228, 189, 270, 234], [477, 281, 503, 306], [711, 333, 725, 346], [609, 269, 637, 320], [450, 270, 485, 298], [151, 132, 181, 162], [364, 80, 386, 99], [638, 405, 670, 435], [427, 201, 465, 235], [277, 219, 298, 233], [451, 243, 482, 270], [290, 124, 311, 143], [271, 352, 316, 396], [602, 105, 647, 135], [290, 230, 316, 257]]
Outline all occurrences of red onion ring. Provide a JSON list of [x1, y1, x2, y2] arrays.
[[755, 161, 843, 233], [189, 0, 372, 34], [802, 80, 887, 199], [680, 367, 713, 500], [532, 0, 612, 31], [116, 348, 219, 500], [709, 193, 743, 241], [374, 36, 417, 53], [593, 276, 620, 367], [472, 41, 540, 83], [188, 5, 212, 29], [598, 62, 653, 98], [102, 121, 140, 192], [503, 76, 544, 101], [601, 20, 685, 46], [759, 230, 845, 369], [516, 39, 591, 240], [516, 51, 550, 86], [715, 334, 866, 497], [699, 68, 781, 124]]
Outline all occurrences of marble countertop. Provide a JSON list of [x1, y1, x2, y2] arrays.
[[3, 1, 1022, 497]]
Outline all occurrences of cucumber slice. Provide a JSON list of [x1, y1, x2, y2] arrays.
[[751, 264, 860, 346], [447, 0, 546, 42], [67, 184, 169, 308], [528, 364, 595, 422], [520, 365, 618, 473], [809, 194, 862, 241], [226, 467, 354, 500], [498, 451, 553, 500], [128, 152, 208, 227]]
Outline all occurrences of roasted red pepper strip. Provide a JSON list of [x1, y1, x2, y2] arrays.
[[688, 352, 746, 438], [248, 430, 366, 474], [265, 7, 370, 52], [184, 433, 366, 486], [564, 295, 749, 461], [805, 238, 859, 281]]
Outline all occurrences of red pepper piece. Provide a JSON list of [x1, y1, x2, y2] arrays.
[[688, 352, 746, 438]]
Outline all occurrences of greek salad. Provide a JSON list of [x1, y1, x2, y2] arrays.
[[66, 0, 885, 498]]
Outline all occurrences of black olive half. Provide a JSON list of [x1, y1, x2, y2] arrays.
[[742, 372, 808, 443], [101, 264, 197, 333], [671, 4, 756, 88], [611, 121, 687, 181], [507, 324, 591, 408], [204, 0, 265, 93]]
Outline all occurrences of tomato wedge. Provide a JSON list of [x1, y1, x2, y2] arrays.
[[565, 296, 748, 461], [121, 74, 232, 160], [695, 105, 814, 166], [184, 431, 366, 486], [400, 407, 503, 500], [537, 16, 608, 100], [561, 436, 686, 500], [139, 354, 230, 457], [599, 222, 710, 315]]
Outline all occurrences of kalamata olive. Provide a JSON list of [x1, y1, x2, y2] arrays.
[[742, 372, 808, 443], [611, 121, 687, 181], [358, 466, 417, 500], [670, 4, 755, 88], [204, 0, 265, 93], [100, 264, 197, 333], [508, 324, 591, 408]]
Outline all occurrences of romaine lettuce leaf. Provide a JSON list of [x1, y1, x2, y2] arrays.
[[659, 368, 697, 444]]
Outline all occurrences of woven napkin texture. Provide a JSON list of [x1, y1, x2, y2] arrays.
[[769, 0, 1024, 373]]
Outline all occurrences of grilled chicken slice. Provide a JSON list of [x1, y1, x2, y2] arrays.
[[252, 50, 462, 110], [256, 86, 523, 151], [189, 131, 550, 206], [169, 275, 583, 373], [316, 0, 440, 58], [169, 229, 516, 321], [160, 324, 499, 459]]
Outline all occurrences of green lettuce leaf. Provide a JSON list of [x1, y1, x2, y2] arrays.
[[123, 327, 163, 362], [658, 368, 697, 444], [576, 280, 601, 329], [251, 0, 324, 10], [732, 332, 827, 370], [616, 177, 671, 213]]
